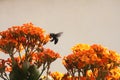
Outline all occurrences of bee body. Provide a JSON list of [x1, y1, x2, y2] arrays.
[[50, 32, 63, 44]]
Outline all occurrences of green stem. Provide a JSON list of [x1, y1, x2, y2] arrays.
[[9, 52, 16, 66], [78, 70, 81, 80], [18, 51, 22, 61], [0, 73, 7, 80], [3, 72, 10, 80], [46, 62, 50, 76], [36, 63, 47, 80]]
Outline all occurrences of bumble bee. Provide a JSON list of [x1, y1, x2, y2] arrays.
[[50, 32, 63, 44]]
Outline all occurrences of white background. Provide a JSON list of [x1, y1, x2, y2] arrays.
[[0, 0, 120, 74]]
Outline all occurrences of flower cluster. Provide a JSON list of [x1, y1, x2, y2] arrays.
[[0, 23, 120, 80], [0, 23, 60, 80], [50, 71, 64, 80], [63, 44, 120, 80]]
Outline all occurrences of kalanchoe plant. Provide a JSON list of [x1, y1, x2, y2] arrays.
[[62, 44, 120, 80], [0, 23, 60, 80]]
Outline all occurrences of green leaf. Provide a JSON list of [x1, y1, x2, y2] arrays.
[[22, 60, 30, 74], [9, 64, 26, 80], [27, 65, 40, 80]]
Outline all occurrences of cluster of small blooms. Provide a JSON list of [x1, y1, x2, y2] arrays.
[[0, 23, 60, 80], [63, 44, 120, 80]]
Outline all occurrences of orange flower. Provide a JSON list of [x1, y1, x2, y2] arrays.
[[79, 77, 86, 80], [5, 66, 12, 72], [63, 43, 120, 79], [38, 48, 61, 64], [109, 50, 120, 63], [0, 23, 61, 80], [105, 75, 113, 80], [77, 62, 85, 69], [91, 44, 105, 53], [81, 54, 90, 63], [93, 68, 98, 77]]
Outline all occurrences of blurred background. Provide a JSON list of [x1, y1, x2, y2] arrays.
[[0, 0, 120, 73]]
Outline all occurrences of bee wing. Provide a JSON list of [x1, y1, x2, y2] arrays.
[[56, 32, 63, 37]]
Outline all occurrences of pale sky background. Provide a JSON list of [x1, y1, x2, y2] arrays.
[[0, 0, 120, 74]]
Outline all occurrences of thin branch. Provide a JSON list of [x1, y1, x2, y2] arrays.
[[3, 72, 10, 80], [36, 63, 47, 80]]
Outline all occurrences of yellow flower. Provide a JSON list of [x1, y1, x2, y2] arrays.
[[110, 67, 120, 79], [86, 70, 93, 77], [71, 43, 91, 53], [51, 71, 64, 80]]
